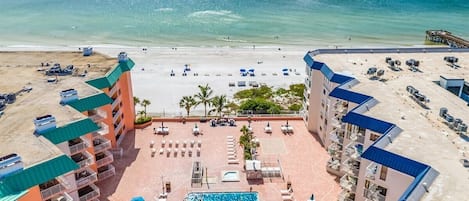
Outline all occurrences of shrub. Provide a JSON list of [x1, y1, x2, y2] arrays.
[[288, 103, 302, 111], [289, 84, 305, 97], [239, 98, 281, 114], [234, 85, 272, 99], [135, 116, 152, 124]]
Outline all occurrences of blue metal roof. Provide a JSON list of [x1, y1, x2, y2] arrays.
[[330, 74, 354, 84], [329, 88, 372, 104], [341, 112, 394, 134], [303, 53, 315, 68], [362, 146, 429, 177], [399, 167, 431, 201]]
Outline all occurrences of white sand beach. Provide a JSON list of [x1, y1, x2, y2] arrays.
[[2, 45, 309, 116]]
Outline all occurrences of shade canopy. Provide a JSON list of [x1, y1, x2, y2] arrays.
[[282, 68, 289, 71], [240, 68, 246, 72], [248, 68, 255, 72]]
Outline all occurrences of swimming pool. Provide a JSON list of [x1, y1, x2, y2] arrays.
[[186, 192, 258, 201]]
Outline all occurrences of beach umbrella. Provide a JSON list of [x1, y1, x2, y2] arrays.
[[161, 121, 164, 127], [131, 196, 145, 201], [240, 68, 246, 72], [282, 68, 288, 71]]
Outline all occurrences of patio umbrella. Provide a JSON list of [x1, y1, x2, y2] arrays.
[[131, 196, 145, 201], [267, 122, 270, 127], [161, 121, 164, 127]]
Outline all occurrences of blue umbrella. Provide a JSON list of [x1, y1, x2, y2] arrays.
[[240, 68, 246, 72], [131, 196, 145, 201], [248, 68, 255, 72], [282, 68, 288, 71]]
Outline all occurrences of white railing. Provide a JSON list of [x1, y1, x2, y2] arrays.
[[342, 158, 359, 177], [69, 137, 89, 155], [350, 132, 365, 144], [40, 180, 67, 200], [98, 164, 116, 181], [112, 109, 122, 123], [329, 130, 344, 144], [78, 184, 100, 201], [344, 142, 362, 160], [96, 150, 114, 167], [89, 109, 107, 122], [114, 120, 124, 133], [111, 96, 121, 110], [76, 168, 98, 188], [363, 187, 386, 201], [109, 84, 120, 97], [339, 175, 357, 192], [73, 151, 93, 169], [338, 189, 354, 201], [94, 137, 112, 153], [93, 122, 109, 137], [365, 162, 378, 180]]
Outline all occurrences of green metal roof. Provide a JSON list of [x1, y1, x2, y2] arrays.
[[86, 59, 135, 89], [41, 118, 99, 144], [0, 155, 78, 200], [68, 92, 113, 112]]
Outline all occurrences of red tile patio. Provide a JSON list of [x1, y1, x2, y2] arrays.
[[98, 120, 340, 201]]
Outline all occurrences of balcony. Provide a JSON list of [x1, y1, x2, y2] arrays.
[[95, 150, 114, 167], [327, 143, 343, 158], [365, 162, 379, 180], [68, 137, 89, 155], [88, 109, 107, 123], [332, 118, 346, 130], [342, 158, 360, 177], [39, 178, 68, 200], [344, 142, 363, 160], [363, 187, 386, 201], [93, 136, 112, 153], [108, 84, 119, 97], [327, 158, 341, 171], [111, 96, 121, 110], [329, 130, 344, 144], [338, 189, 355, 201], [340, 175, 357, 192], [71, 151, 93, 169], [97, 164, 116, 181], [78, 184, 100, 201], [350, 132, 365, 144], [114, 120, 124, 133], [46, 192, 73, 201], [112, 109, 122, 123], [75, 168, 98, 188], [92, 122, 109, 137]]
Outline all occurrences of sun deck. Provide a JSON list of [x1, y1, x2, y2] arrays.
[[0, 51, 116, 167], [314, 51, 469, 200], [98, 120, 340, 201]]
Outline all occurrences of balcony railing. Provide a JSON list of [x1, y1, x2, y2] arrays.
[[327, 142, 343, 158], [93, 136, 112, 153], [329, 130, 344, 144], [71, 151, 93, 169], [75, 168, 98, 188], [97, 164, 116, 181], [340, 175, 357, 192], [48, 192, 73, 201], [78, 184, 100, 201], [92, 122, 109, 137], [108, 84, 119, 97], [95, 150, 114, 167], [342, 158, 360, 177], [338, 189, 354, 201], [327, 158, 341, 171], [40, 179, 67, 200], [365, 162, 379, 180], [69, 137, 89, 155], [344, 142, 363, 160], [89, 109, 107, 123], [350, 132, 365, 144], [111, 96, 121, 110], [363, 187, 386, 201], [112, 109, 122, 123], [114, 120, 124, 133]]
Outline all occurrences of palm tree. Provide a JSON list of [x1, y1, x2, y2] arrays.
[[140, 99, 151, 117], [137, 110, 146, 119], [209, 95, 228, 118], [179, 96, 197, 116], [194, 84, 213, 117], [133, 96, 140, 106]]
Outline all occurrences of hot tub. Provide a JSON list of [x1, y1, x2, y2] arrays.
[[221, 170, 240, 182]]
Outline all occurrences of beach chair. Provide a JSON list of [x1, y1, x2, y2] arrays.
[[183, 140, 187, 148], [169, 140, 173, 147], [175, 140, 179, 148], [190, 140, 195, 147], [159, 148, 164, 155], [282, 194, 294, 201], [197, 140, 202, 147], [150, 140, 155, 148], [161, 140, 166, 147], [227, 159, 239, 164], [228, 155, 237, 160], [280, 188, 292, 195]]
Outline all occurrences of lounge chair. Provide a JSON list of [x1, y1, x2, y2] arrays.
[[197, 140, 202, 147], [169, 140, 173, 147], [159, 148, 164, 154], [280, 188, 292, 195], [150, 140, 155, 148], [228, 155, 237, 160], [161, 140, 166, 147], [227, 159, 239, 164], [175, 140, 179, 147], [190, 140, 195, 147], [282, 194, 294, 201]]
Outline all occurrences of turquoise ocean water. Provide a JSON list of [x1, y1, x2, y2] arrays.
[[0, 0, 468, 47]]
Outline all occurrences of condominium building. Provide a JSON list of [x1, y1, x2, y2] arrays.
[[302, 48, 469, 201], [0, 51, 135, 201]]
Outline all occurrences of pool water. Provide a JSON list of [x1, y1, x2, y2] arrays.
[[186, 192, 258, 201]]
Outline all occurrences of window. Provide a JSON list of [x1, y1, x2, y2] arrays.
[[370, 133, 380, 141], [380, 166, 388, 181], [319, 126, 322, 131], [323, 89, 326, 95], [324, 119, 328, 126]]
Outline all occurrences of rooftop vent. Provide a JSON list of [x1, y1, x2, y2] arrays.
[[60, 89, 78, 104], [0, 153, 24, 179], [83, 47, 93, 56], [118, 52, 128, 63], [34, 115, 56, 134]]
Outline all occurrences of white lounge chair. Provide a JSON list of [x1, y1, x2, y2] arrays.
[[228, 155, 237, 160], [161, 140, 166, 147], [280, 188, 292, 195], [183, 140, 187, 147], [190, 140, 195, 147], [282, 194, 294, 201], [150, 140, 155, 148], [197, 140, 202, 147], [175, 140, 179, 147], [228, 159, 239, 164], [169, 140, 173, 147], [159, 148, 164, 154]]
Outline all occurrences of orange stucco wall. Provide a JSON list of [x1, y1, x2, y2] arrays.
[[18, 186, 42, 201], [117, 71, 135, 133]]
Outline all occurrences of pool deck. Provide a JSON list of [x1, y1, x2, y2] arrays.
[[98, 120, 340, 201]]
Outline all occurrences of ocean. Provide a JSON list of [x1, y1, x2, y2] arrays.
[[1, 0, 468, 47]]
